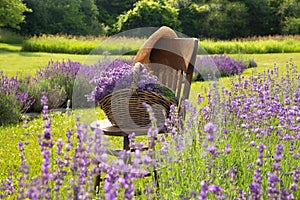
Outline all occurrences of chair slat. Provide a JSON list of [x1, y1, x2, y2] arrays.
[[176, 70, 183, 100], [161, 67, 167, 85], [170, 69, 177, 92]]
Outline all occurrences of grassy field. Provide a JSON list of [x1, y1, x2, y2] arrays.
[[1, 48, 299, 173], [1, 42, 300, 77], [1, 56, 299, 198], [0, 43, 88, 77], [0, 38, 300, 198]]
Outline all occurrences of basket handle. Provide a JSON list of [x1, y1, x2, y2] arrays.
[[131, 62, 141, 90]]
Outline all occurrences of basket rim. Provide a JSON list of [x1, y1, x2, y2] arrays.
[[98, 88, 175, 106]]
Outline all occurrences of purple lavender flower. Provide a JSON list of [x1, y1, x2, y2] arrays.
[[204, 122, 217, 142], [0, 171, 14, 198], [195, 55, 247, 81], [225, 144, 231, 154], [0, 71, 33, 124], [290, 169, 299, 192], [89, 62, 161, 102], [273, 143, 284, 171], [198, 180, 209, 200], [250, 141, 256, 147], [267, 172, 280, 198], [249, 168, 263, 199], [198, 93, 204, 104], [207, 145, 218, 155]]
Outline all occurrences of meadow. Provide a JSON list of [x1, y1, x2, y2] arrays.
[[1, 42, 300, 77], [0, 34, 299, 199], [20, 34, 300, 55]]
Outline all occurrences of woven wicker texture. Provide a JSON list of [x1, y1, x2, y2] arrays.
[[98, 63, 173, 128]]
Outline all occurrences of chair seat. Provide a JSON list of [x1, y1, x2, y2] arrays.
[[90, 119, 151, 136]]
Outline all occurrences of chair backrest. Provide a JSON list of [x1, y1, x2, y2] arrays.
[[147, 38, 198, 106]]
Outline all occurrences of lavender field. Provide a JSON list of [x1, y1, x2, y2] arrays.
[[0, 55, 299, 199]]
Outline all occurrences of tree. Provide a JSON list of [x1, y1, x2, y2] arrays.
[[224, 2, 249, 38], [176, 1, 210, 37], [242, 0, 272, 36], [95, 0, 137, 27], [81, 0, 105, 35], [21, 0, 104, 36], [0, 0, 31, 29], [278, 0, 300, 34], [115, 0, 181, 33]]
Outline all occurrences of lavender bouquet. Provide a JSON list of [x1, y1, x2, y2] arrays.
[[88, 60, 177, 103]]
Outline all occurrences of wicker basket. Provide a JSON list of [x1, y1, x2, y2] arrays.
[[98, 63, 173, 128]]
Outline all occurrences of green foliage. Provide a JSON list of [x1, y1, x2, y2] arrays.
[[243, 0, 272, 36], [178, 1, 250, 39], [95, 0, 138, 34], [2, 0, 298, 39], [175, 0, 300, 39], [115, 0, 181, 32], [267, 0, 300, 35], [177, 1, 209, 37], [282, 17, 300, 34], [156, 85, 178, 103], [0, 0, 31, 29], [21, 0, 105, 36]]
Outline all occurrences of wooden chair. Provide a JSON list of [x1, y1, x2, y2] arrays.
[[91, 37, 198, 192]]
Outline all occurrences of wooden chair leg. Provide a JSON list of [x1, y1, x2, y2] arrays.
[[123, 136, 130, 150], [94, 172, 101, 193], [153, 169, 159, 189]]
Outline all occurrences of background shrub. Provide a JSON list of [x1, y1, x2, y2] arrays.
[[0, 72, 32, 125], [27, 60, 82, 112]]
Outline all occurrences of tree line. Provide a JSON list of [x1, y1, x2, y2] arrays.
[[1, 0, 300, 39]]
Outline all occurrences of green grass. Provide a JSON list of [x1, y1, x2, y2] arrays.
[[1, 42, 300, 78], [0, 43, 134, 77], [0, 43, 87, 77]]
